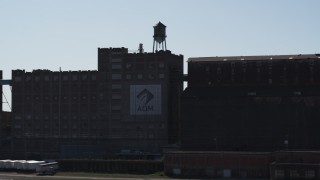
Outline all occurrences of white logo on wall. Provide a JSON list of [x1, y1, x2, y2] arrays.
[[130, 85, 161, 115]]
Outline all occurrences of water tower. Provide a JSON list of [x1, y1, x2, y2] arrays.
[[153, 22, 167, 52]]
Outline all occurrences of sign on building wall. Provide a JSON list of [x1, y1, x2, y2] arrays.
[[130, 85, 161, 115]]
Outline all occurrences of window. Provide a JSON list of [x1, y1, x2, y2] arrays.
[[111, 64, 122, 70], [126, 74, 132, 80], [26, 76, 32, 81], [137, 74, 143, 79], [112, 84, 122, 90], [14, 125, 21, 129], [257, 68, 261, 73], [148, 74, 155, 79], [53, 75, 59, 81], [112, 105, 121, 111], [82, 74, 87, 80], [44, 96, 49, 100], [14, 116, 22, 120], [306, 170, 315, 178], [112, 74, 122, 80], [112, 94, 122, 100], [44, 76, 50, 81], [159, 73, 165, 79], [148, 134, 154, 138], [159, 62, 165, 69], [294, 91, 302, 95], [72, 75, 78, 81], [111, 58, 122, 63], [148, 63, 155, 69], [15, 77, 22, 82], [159, 123, 165, 128], [217, 67, 222, 75], [111, 114, 121, 120], [63, 75, 68, 81], [126, 63, 132, 69], [136, 63, 144, 71], [91, 75, 97, 80], [289, 170, 299, 178]]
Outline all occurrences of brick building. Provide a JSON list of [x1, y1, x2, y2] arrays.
[[10, 49, 183, 159], [164, 151, 320, 179], [11, 70, 100, 158], [97, 48, 183, 150], [0, 71, 2, 111], [0, 71, 12, 158], [181, 54, 320, 151]]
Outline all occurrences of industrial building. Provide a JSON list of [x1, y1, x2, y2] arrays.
[[0, 71, 12, 158], [9, 22, 183, 159], [163, 54, 320, 179], [3, 22, 320, 178], [181, 54, 320, 151], [0, 71, 2, 111], [11, 70, 100, 158], [164, 151, 320, 179], [97, 47, 183, 151]]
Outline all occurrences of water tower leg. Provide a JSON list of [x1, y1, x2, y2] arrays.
[[165, 40, 167, 51], [153, 40, 155, 53]]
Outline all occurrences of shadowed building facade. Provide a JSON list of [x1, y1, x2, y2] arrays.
[[11, 70, 100, 158], [97, 48, 183, 152], [10, 49, 183, 159], [181, 54, 320, 151], [0, 71, 2, 111]]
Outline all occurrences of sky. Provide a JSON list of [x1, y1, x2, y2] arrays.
[[1, 0, 320, 111]]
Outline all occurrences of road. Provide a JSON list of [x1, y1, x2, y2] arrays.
[[0, 172, 186, 180], [0, 172, 268, 180]]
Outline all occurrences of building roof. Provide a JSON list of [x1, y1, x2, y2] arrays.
[[188, 54, 320, 62], [154, 21, 166, 28]]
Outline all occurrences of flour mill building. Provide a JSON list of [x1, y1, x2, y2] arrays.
[[10, 22, 183, 159], [181, 54, 320, 151]]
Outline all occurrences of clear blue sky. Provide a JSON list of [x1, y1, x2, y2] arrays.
[[1, 0, 320, 111]]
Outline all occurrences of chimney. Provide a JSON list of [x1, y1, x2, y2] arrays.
[[138, 43, 144, 53]]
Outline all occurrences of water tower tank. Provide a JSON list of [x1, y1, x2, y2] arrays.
[[153, 22, 167, 52]]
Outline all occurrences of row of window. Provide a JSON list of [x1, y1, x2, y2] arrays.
[[207, 67, 316, 75], [13, 114, 159, 121], [111, 62, 165, 70], [203, 76, 315, 86], [14, 115, 98, 120], [14, 74, 97, 82], [15, 72, 166, 82], [111, 73, 165, 80], [18, 95, 98, 101]]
